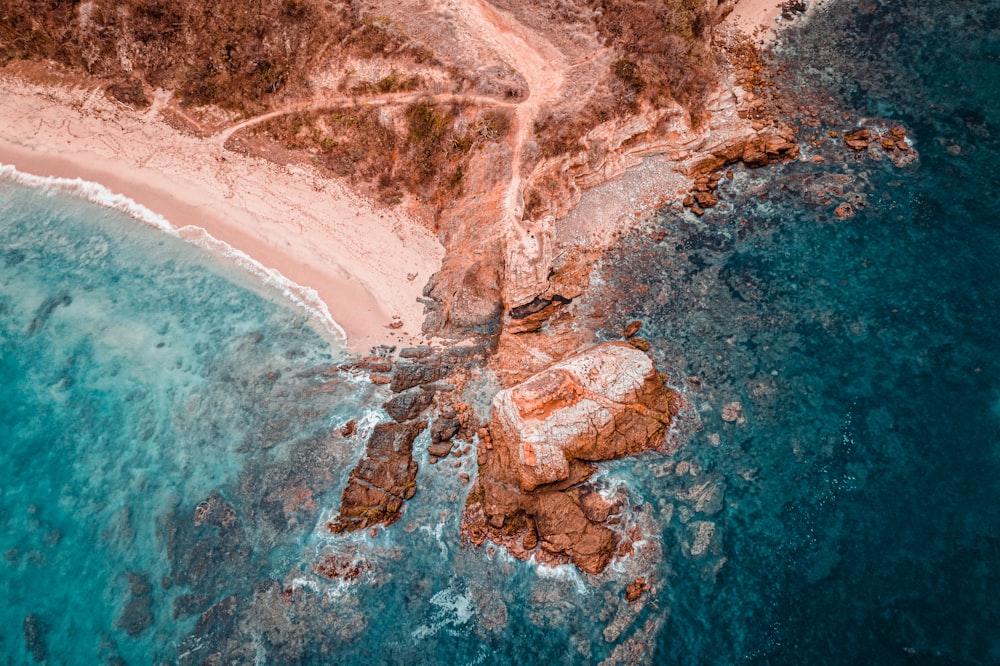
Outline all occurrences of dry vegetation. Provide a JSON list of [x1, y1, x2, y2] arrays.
[[1, 0, 729, 223], [250, 102, 512, 208], [529, 0, 722, 158], [592, 0, 719, 109], [0, 0, 440, 113]]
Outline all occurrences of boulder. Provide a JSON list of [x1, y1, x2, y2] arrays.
[[382, 386, 435, 422], [489, 342, 672, 492], [464, 342, 678, 574]]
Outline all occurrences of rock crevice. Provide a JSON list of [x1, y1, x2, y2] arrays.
[[463, 342, 680, 574]]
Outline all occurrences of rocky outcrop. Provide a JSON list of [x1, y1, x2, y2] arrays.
[[464, 342, 679, 574], [328, 421, 425, 533], [491, 342, 672, 491]]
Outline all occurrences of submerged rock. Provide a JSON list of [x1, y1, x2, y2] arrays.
[[23, 614, 46, 663]]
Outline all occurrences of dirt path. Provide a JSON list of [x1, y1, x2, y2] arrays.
[[216, 92, 516, 145], [443, 0, 568, 274], [210, 0, 573, 298]]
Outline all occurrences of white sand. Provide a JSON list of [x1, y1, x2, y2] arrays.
[[721, 0, 787, 41], [0, 73, 443, 354]]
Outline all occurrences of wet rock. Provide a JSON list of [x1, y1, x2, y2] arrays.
[[834, 202, 855, 218], [382, 386, 436, 422], [625, 577, 649, 603], [431, 417, 460, 445], [340, 420, 357, 438], [390, 361, 451, 392], [390, 344, 486, 392], [337, 356, 393, 375], [312, 552, 373, 581], [329, 421, 426, 532], [623, 320, 643, 338], [23, 614, 46, 663], [843, 127, 871, 150], [528, 492, 618, 574]]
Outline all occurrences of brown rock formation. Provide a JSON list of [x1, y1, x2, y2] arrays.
[[464, 342, 679, 574], [328, 421, 425, 533]]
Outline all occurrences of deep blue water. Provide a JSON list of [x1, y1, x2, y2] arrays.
[[583, 0, 1000, 662], [3, 0, 999, 663]]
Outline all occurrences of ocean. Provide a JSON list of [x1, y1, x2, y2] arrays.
[[2, 0, 998, 663]]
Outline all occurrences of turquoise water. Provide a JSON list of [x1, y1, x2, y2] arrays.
[[0, 183, 374, 663], [3, 0, 1000, 663]]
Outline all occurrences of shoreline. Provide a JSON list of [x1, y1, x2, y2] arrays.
[[0, 74, 443, 355]]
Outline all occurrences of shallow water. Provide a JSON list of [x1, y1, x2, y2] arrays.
[[3, 0, 999, 663], [0, 184, 372, 663]]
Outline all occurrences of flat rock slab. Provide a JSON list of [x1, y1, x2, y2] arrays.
[[491, 341, 671, 491]]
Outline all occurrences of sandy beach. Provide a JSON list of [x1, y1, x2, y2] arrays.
[[721, 0, 790, 41], [0, 72, 443, 354]]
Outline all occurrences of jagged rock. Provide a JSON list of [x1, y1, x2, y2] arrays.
[[490, 342, 672, 492], [625, 577, 648, 602], [382, 386, 435, 422], [742, 146, 769, 168], [844, 127, 871, 150], [506, 295, 572, 333], [399, 346, 434, 359], [427, 417, 460, 457], [834, 202, 855, 218], [628, 336, 651, 351], [390, 362, 451, 393], [330, 421, 425, 532], [464, 342, 678, 574], [527, 492, 618, 574], [694, 191, 719, 208], [431, 417, 460, 443], [623, 320, 642, 338]]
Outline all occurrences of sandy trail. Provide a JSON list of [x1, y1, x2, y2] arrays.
[[439, 0, 568, 271]]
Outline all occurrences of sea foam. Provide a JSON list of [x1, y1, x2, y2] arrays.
[[0, 163, 347, 341]]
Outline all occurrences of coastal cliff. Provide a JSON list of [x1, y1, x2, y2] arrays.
[[0, 0, 797, 574]]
